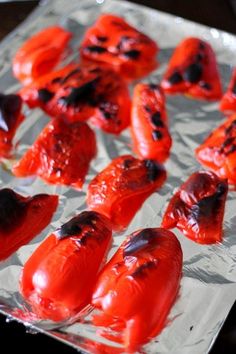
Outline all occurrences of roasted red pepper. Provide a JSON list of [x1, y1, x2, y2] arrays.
[[80, 14, 158, 81], [13, 118, 96, 189], [195, 115, 236, 184], [131, 83, 172, 162], [87, 155, 166, 231], [20, 63, 131, 134], [220, 67, 236, 113], [162, 171, 228, 244], [20, 211, 112, 321], [92, 227, 182, 351], [0, 93, 24, 159], [161, 37, 222, 100], [0, 188, 58, 260], [13, 26, 71, 84]]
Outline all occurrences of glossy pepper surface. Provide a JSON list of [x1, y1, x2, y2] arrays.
[[80, 14, 158, 81], [131, 83, 172, 162], [161, 37, 222, 100], [162, 171, 228, 244], [87, 155, 166, 231], [13, 118, 96, 189], [20, 211, 112, 321], [220, 68, 236, 113], [92, 227, 182, 351], [0, 93, 24, 159], [20, 63, 131, 134], [13, 26, 71, 85], [0, 188, 58, 260], [195, 115, 236, 184]]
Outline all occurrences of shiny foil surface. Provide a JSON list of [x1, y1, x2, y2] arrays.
[[0, 0, 236, 353]]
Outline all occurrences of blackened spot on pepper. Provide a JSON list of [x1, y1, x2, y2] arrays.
[[183, 63, 202, 83], [199, 81, 211, 90], [232, 83, 236, 94], [196, 53, 204, 61], [51, 77, 62, 84], [61, 68, 81, 84], [77, 231, 92, 246], [225, 120, 236, 135], [123, 158, 134, 169], [222, 137, 235, 148], [0, 189, 26, 232], [123, 49, 140, 59], [38, 88, 54, 103], [55, 211, 99, 240], [152, 130, 163, 141], [144, 159, 162, 181], [226, 144, 236, 155], [144, 105, 151, 113], [85, 45, 107, 54], [149, 83, 159, 91], [199, 41, 205, 50], [96, 36, 108, 42], [123, 228, 158, 257], [0, 94, 21, 132], [151, 112, 162, 126], [89, 67, 102, 74], [131, 261, 157, 278], [168, 71, 183, 84]]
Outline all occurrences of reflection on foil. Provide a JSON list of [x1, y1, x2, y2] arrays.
[[0, 0, 236, 353]]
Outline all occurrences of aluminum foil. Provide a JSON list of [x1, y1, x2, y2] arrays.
[[0, 0, 236, 353]]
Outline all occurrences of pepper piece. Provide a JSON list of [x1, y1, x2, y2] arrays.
[[162, 171, 228, 244], [220, 67, 236, 113]]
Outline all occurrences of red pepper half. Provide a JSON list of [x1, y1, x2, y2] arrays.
[[161, 37, 222, 100], [13, 118, 96, 189], [80, 14, 158, 81], [92, 227, 182, 351], [0, 93, 24, 159], [20, 63, 131, 134], [162, 171, 228, 244], [195, 115, 236, 184], [0, 188, 58, 260], [20, 211, 112, 321], [13, 26, 72, 85], [220, 67, 236, 113], [131, 83, 172, 162], [87, 155, 166, 231]]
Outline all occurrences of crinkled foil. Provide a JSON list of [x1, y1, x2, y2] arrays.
[[0, 0, 236, 353]]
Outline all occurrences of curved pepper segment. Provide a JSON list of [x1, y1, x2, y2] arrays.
[[13, 26, 72, 85], [0, 188, 58, 260], [13, 118, 96, 189], [92, 227, 182, 351], [20, 63, 131, 134], [220, 68, 236, 113], [162, 171, 228, 244], [161, 37, 222, 100], [80, 14, 158, 80], [87, 155, 166, 231], [20, 211, 112, 321], [195, 115, 236, 184], [131, 83, 172, 162], [0, 93, 24, 159]]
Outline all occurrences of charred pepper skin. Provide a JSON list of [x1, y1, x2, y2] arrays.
[[220, 68, 236, 113], [92, 227, 182, 351], [0, 93, 24, 159], [0, 188, 58, 260], [20, 211, 112, 322], [13, 26, 72, 85], [20, 63, 131, 134], [13, 118, 96, 189], [87, 155, 166, 231], [161, 37, 222, 100], [80, 14, 158, 81], [131, 83, 172, 162], [162, 171, 228, 244], [196, 115, 236, 185]]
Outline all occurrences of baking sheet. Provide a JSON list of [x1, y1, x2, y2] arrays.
[[0, 0, 236, 353]]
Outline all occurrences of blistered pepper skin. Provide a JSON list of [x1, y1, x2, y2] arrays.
[[161, 37, 222, 100], [92, 228, 182, 351], [195, 115, 236, 185], [80, 14, 158, 81], [87, 155, 166, 231], [20, 211, 112, 321], [20, 63, 131, 134], [162, 171, 228, 244], [220, 68, 236, 113], [0, 188, 58, 260], [0, 93, 24, 159], [13, 26, 71, 85], [13, 118, 96, 189], [131, 83, 172, 162]]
